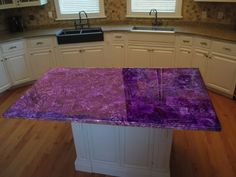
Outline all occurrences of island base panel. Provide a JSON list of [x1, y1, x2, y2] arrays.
[[71, 122, 173, 177]]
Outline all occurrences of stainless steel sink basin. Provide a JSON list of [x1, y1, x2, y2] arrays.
[[131, 26, 175, 33], [56, 27, 104, 44]]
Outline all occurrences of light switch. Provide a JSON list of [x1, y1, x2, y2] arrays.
[[217, 12, 224, 19], [201, 11, 207, 20]]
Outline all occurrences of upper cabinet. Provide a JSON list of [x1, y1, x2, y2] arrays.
[[0, 0, 47, 10], [194, 0, 236, 2]]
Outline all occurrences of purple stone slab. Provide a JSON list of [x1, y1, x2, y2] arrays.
[[3, 68, 221, 131]]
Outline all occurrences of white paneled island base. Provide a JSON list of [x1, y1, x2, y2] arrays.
[[71, 122, 173, 177]]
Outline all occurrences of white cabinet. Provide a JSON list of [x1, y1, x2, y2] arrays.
[[83, 46, 105, 67], [176, 36, 193, 67], [151, 47, 175, 68], [127, 33, 176, 68], [57, 43, 105, 68], [5, 53, 31, 85], [127, 45, 150, 67], [205, 40, 236, 96], [206, 53, 236, 96], [111, 43, 125, 67], [72, 123, 173, 177], [192, 48, 208, 81], [0, 0, 47, 9], [192, 37, 211, 81], [1, 40, 31, 86], [127, 45, 175, 68], [58, 48, 82, 67], [105, 33, 126, 67], [0, 56, 11, 93], [27, 37, 56, 79]]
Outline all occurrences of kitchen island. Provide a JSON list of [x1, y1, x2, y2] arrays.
[[3, 68, 221, 177]]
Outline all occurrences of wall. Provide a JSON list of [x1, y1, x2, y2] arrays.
[[0, 0, 236, 30]]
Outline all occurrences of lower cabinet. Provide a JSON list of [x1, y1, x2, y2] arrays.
[[110, 43, 125, 67], [150, 47, 175, 68], [57, 43, 105, 68], [58, 48, 83, 67], [127, 44, 175, 68], [29, 49, 55, 79], [192, 48, 209, 81], [206, 53, 236, 96], [5, 53, 31, 85], [127, 45, 150, 67], [83, 46, 105, 67], [0, 58, 11, 93], [175, 47, 192, 67]]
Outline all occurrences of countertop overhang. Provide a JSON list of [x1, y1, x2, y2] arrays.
[[0, 24, 236, 43], [3, 68, 221, 131]]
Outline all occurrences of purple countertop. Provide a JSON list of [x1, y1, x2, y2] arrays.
[[3, 68, 221, 131]]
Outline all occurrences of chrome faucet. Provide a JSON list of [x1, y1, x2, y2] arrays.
[[149, 9, 159, 27], [74, 11, 90, 29]]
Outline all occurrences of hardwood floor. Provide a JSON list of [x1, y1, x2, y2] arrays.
[[0, 86, 236, 177]]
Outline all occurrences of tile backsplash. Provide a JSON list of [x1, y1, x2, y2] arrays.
[[0, 0, 236, 30]]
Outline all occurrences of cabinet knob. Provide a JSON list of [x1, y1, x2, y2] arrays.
[[4, 58, 7, 61]]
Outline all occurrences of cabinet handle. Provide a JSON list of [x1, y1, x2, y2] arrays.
[[79, 49, 85, 53], [183, 40, 190, 43], [200, 42, 207, 46], [148, 49, 154, 52], [9, 46, 17, 50], [36, 42, 44, 45], [115, 36, 122, 39], [204, 54, 208, 57], [223, 47, 231, 52]]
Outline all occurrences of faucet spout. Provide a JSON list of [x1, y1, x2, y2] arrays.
[[74, 10, 90, 29], [149, 9, 159, 27]]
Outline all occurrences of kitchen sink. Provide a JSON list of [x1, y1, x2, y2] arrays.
[[56, 27, 104, 44], [131, 26, 175, 33]]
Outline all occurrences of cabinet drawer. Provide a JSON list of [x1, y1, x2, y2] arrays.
[[1, 40, 24, 53], [112, 33, 126, 41], [194, 38, 211, 49], [212, 41, 236, 57], [28, 37, 53, 49], [178, 36, 192, 46]]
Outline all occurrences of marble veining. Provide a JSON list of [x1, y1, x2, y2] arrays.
[[3, 68, 221, 131]]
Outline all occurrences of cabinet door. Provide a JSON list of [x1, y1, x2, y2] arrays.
[[29, 49, 54, 79], [176, 47, 192, 67], [5, 54, 31, 85], [150, 47, 175, 68], [0, 59, 11, 93], [18, 0, 47, 7], [0, 0, 14, 9], [58, 48, 83, 67], [206, 53, 236, 96], [111, 43, 125, 67], [192, 49, 208, 82], [126, 46, 150, 68], [82, 46, 105, 67]]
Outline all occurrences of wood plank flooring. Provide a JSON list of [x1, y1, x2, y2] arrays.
[[0, 86, 236, 177]]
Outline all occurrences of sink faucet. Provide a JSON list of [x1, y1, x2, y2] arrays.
[[149, 9, 160, 27], [74, 11, 90, 29]]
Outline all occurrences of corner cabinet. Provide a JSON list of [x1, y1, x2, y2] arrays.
[[0, 0, 47, 9], [205, 41, 236, 96], [1, 40, 31, 86], [0, 55, 11, 93]]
